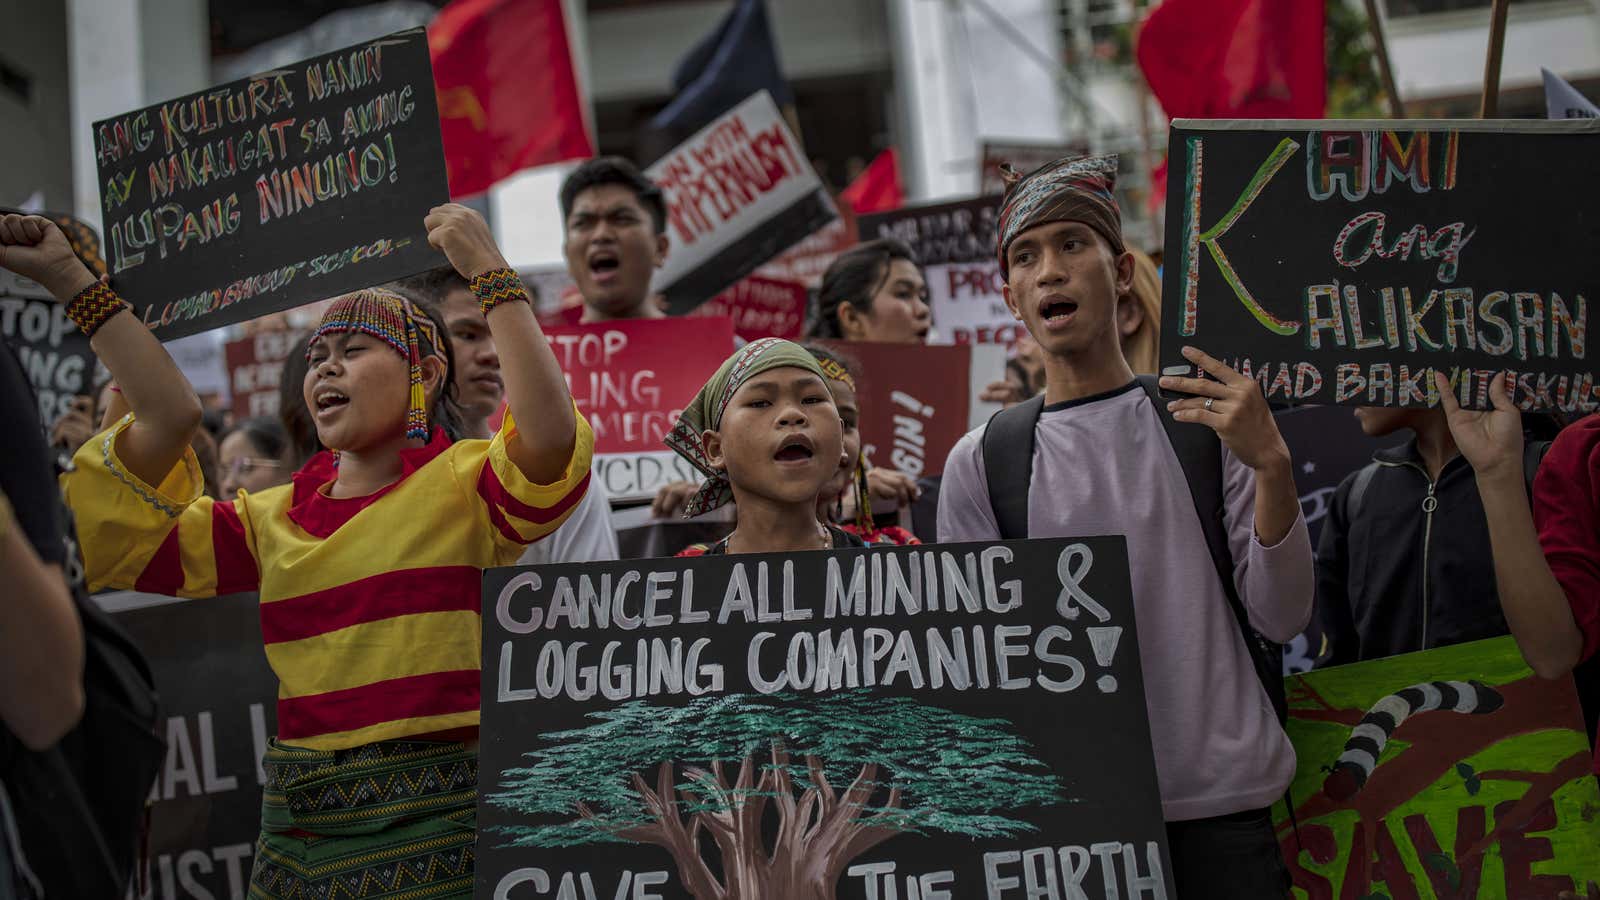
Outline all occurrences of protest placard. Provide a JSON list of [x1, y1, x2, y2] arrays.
[[477, 536, 1173, 900], [104, 592, 279, 900], [0, 212, 104, 424], [688, 273, 806, 341], [546, 316, 735, 503], [93, 28, 449, 340], [755, 215, 857, 288], [647, 91, 837, 315], [1159, 119, 1600, 411], [223, 329, 304, 419], [979, 140, 1088, 196], [1273, 635, 1600, 896], [1543, 68, 1599, 120], [2, 270, 95, 425], [858, 196, 1024, 347], [820, 341, 974, 480]]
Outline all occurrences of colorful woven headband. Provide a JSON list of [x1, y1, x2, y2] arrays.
[[996, 154, 1125, 277], [308, 289, 445, 441], [814, 356, 854, 389]]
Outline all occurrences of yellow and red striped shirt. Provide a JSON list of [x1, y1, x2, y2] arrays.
[[64, 412, 593, 750]]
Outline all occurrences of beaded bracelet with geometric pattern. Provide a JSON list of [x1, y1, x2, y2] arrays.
[[469, 267, 531, 317], [66, 281, 131, 337]]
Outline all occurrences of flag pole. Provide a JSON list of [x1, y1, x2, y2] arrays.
[[1480, 0, 1512, 117], [1361, 0, 1406, 118]]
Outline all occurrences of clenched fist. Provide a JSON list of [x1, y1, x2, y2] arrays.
[[423, 204, 509, 281], [0, 215, 95, 300]]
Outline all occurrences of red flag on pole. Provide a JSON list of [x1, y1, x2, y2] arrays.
[[838, 148, 904, 215], [1136, 0, 1325, 208], [428, 0, 593, 198]]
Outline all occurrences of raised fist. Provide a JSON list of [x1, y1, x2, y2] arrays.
[[423, 204, 509, 281], [0, 215, 94, 299]]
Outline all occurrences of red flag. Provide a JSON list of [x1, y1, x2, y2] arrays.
[[839, 147, 904, 215], [1136, 0, 1324, 208], [429, 0, 593, 197]]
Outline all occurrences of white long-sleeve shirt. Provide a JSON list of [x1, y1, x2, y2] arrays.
[[937, 381, 1314, 821]]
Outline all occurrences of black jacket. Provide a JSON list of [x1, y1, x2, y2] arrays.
[[1315, 438, 1509, 665]]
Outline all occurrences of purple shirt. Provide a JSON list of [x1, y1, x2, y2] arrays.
[[938, 381, 1313, 821]]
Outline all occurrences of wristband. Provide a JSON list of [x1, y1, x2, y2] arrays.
[[469, 267, 531, 317], [66, 281, 130, 337]]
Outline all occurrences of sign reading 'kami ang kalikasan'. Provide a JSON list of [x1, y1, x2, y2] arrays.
[[1160, 119, 1600, 411]]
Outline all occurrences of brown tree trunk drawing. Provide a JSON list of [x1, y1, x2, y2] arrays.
[[1276, 673, 1591, 898], [580, 740, 908, 900]]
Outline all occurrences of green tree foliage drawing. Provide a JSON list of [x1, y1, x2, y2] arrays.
[[488, 692, 1067, 900]]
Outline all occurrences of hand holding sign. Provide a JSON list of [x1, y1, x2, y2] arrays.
[[423, 204, 509, 281], [1436, 369, 1524, 482], [1161, 346, 1292, 474], [0, 215, 95, 300]]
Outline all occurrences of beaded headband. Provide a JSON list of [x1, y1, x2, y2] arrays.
[[307, 290, 445, 441], [815, 356, 855, 389]]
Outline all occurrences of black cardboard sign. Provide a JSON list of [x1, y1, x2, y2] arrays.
[[1159, 119, 1600, 411], [108, 594, 279, 900], [477, 537, 1174, 900], [93, 28, 448, 340]]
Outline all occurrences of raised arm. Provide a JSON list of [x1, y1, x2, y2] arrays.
[[0, 215, 201, 485], [1435, 371, 1585, 678], [422, 205, 577, 484]]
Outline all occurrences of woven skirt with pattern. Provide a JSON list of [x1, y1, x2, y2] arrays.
[[248, 739, 478, 900]]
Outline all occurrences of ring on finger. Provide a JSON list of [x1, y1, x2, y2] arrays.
[[1204, 397, 1216, 411]]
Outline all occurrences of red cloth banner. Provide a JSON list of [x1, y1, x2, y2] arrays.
[[429, 0, 593, 198]]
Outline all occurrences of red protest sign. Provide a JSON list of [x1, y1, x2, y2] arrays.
[[821, 341, 973, 479], [546, 316, 736, 501], [688, 275, 806, 342], [647, 91, 836, 314], [224, 329, 304, 419]]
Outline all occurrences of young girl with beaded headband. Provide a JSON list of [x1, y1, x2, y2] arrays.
[[665, 338, 864, 555], [0, 207, 593, 899]]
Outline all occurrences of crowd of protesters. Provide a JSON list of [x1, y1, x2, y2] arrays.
[[2, 148, 1598, 900]]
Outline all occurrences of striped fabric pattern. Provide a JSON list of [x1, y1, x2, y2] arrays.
[[65, 410, 593, 751]]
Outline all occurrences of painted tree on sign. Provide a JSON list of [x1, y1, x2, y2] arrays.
[[487, 692, 1066, 900]]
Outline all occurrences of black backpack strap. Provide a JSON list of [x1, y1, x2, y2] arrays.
[[981, 394, 1046, 541], [1134, 375, 1288, 724], [1345, 461, 1381, 522]]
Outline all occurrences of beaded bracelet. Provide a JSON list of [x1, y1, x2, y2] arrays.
[[66, 281, 131, 337], [469, 267, 531, 317]]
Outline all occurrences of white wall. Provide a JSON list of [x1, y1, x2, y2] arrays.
[[1386, 0, 1600, 100], [0, 0, 74, 211], [584, 0, 891, 102], [67, 0, 209, 225], [890, 0, 1074, 201]]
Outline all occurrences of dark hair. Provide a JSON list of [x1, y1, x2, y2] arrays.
[[807, 239, 922, 339], [559, 156, 667, 235], [415, 301, 468, 442], [391, 266, 471, 309], [278, 333, 322, 469], [225, 416, 288, 462], [200, 408, 230, 440]]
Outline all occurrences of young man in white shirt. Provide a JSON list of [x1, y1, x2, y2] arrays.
[[937, 155, 1313, 897]]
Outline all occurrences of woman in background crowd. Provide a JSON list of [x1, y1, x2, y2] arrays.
[[807, 238, 931, 343], [219, 417, 291, 498]]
